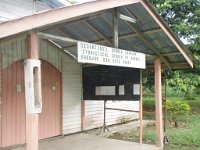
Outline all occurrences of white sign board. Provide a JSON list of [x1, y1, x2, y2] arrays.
[[78, 41, 146, 69]]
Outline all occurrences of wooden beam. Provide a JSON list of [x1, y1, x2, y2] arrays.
[[38, 32, 78, 43], [42, 10, 112, 32], [119, 28, 161, 40], [39, 28, 161, 50], [147, 62, 190, 70], [128, 22, 171, 69], [146, 52, 181, 61], [154, 57, 163, 148], [26, 33, 39, 150], [140, 0, 193, 68], [0, 0, 140, 39], [163, 52, 180, 57], [113, 8, 119, 48], [83, 20, 113, 46]]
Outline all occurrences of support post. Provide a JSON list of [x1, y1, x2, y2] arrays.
[[154, 57, 163, 148], [26, 33, 39, 150], [139, 69, 143, 144], [81, 65, 85, 131], [97, 100, 109, 135], [163, 76, 169, 143], [113, 8, 118, 48], [81, 100, 85, 130]]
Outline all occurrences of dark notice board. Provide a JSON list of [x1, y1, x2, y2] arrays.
[[82, 65, 140, 101]]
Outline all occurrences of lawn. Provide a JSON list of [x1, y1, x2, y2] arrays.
[[109, 95, 200, 150], [142, 115, 200, 150]]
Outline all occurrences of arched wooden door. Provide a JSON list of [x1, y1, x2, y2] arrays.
[[1, 60, 61, 148]]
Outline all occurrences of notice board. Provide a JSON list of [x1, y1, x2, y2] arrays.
[[82, 65, 140, 101]]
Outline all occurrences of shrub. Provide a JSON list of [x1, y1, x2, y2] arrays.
[[187, 100, 200, 114], [165, 100, 191, 127], [143, 97, 155, 112]]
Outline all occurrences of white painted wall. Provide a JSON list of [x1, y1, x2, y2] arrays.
[[62, 54, 82, 134], [84, 101, 139, 130]]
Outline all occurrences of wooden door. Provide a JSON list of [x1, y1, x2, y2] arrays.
[[1, 60, 61, 148]]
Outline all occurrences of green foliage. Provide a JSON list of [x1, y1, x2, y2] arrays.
[[187, 100, 200, 114], [143, 95, 200, 115], [166, 100, 191, 115], [168, 71, 200, 99], [145, 0, 200, 97], [166, 100, 191, 127], [148, 0, 200, 41], [143, 97, 155, 112]]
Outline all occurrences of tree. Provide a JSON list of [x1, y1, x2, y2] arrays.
[[165, 100, 191, 127], [146, 0, 200, 98], [148, 0, 200, 41]]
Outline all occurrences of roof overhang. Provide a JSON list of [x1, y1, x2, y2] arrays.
[[0, 0, 194, 70]]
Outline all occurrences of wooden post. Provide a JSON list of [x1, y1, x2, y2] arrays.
[[26, 33, 39, 150], [154, 57, 163, 148], [113, 8, 118, 48], [81, 100, 85, 130], [81, 65, 85, 131], [139, 69, 143, 144]]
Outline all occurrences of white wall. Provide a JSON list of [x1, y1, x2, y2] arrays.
[[62, 54, 82, 134], [84, 101, 139, 130]]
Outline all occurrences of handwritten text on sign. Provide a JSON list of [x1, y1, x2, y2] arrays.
[[78, 42, 146, 69]]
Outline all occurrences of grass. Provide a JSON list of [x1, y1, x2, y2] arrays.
[[109, 95, 200, 150], [109, 115, 200, 150], [143, 115, 200, 150]]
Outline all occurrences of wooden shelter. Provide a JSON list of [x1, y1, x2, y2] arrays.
[[0, 0, 194, 150]]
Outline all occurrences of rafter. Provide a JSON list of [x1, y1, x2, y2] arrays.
[[83, 20, 113, 46], [147, 62, 190, 70], [62, 28, 162, 49], [125, 8, 171, 69]]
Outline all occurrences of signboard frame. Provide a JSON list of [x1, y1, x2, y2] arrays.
[[78, 41, 146, 69]]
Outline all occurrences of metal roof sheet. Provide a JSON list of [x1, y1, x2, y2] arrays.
[[0, 0, 194, 70]]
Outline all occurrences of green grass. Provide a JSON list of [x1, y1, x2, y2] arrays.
[[142, 115, 200, 150], [109, 115, 200, 150], [109, 95, 200, 150]]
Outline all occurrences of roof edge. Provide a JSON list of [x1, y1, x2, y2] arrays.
[[0, 0, 141, 39], [140, 0, 193, 68]]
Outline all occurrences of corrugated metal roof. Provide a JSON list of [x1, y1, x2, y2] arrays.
[[42, 2, 192, 69], [0, 0, 194, 69]]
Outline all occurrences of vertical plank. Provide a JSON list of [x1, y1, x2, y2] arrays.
[[11, 44, 17, 145], [26, 33, 39, 150], [0, 52, 2, 147], [20, 61, 26, 144], [154, 57, 163, 148], [58, 70, 62, 135], [7, 47, 12, 147], [2, 44, 8, 147], [38, 61, 61, 139], [15, 61, 20, 144]]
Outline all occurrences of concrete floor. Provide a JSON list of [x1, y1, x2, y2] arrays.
[[10, 133, 160, 150], [7, 120, 159, 150]]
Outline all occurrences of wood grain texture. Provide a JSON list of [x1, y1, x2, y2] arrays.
[[1, 60, 61, 148]]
